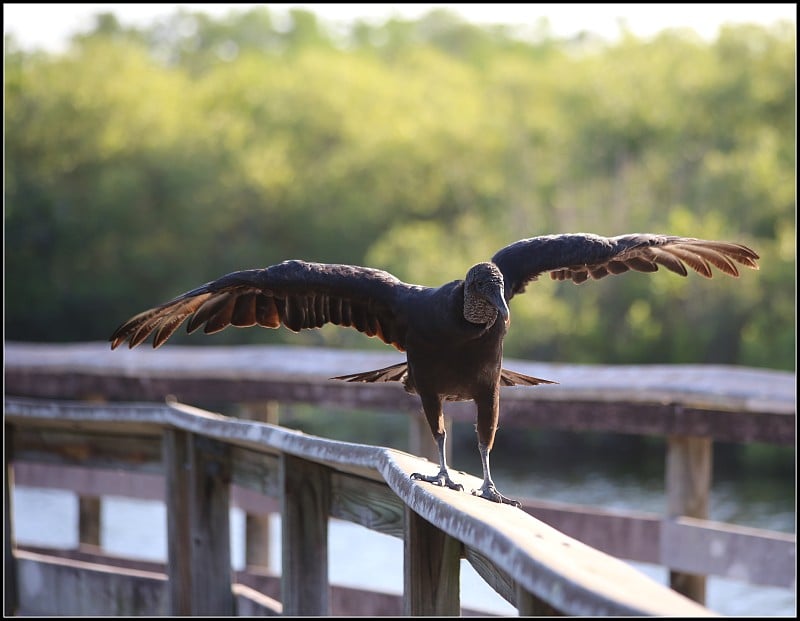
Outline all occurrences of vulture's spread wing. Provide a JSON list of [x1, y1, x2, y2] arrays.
[[110, 260, 420, 351], [491, 233, 759, 300]]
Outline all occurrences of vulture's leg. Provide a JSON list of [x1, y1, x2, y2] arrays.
[[471, 390, 521, 507], [410, 395, 464, 492], [473, 443, 520, 507]]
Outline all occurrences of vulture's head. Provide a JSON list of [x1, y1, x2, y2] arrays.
[[463, 262, 510, 326]]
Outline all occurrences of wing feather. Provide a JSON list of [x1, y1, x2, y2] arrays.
[[606, 260, 631, 275], [679, 242, 739, 277], [649, 247, 688, 276], [204, 293, 236, 334], [661, 246, 713, 278], [153, 314, 188, 349], [187, 293, 232, 333], [110, 260, 417, 351], [231, 292, 258, 327], [255, 295, 281, 328], [623, 256, 660, 274], [332, 362, 409, 383]]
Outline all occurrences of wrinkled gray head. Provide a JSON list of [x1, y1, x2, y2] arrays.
[[463, 262, 510, 325]]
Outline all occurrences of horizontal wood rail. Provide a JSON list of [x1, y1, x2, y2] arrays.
[[6, 396, 715, 616]]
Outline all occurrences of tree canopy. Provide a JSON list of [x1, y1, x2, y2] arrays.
[[4, 8, 795, 370]]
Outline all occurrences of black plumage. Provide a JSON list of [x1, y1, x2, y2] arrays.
[[110, 233, 759, 506]]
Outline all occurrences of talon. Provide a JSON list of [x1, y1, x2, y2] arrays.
[[472, 485, 520, 507], [410, 471, 464, 492]]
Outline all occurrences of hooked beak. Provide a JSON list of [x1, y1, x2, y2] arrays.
[[490, 289, 511, 326]]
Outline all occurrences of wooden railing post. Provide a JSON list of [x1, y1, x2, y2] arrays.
[[666, 432, 712, 603], [163, 429, 234, 615], [403, 506, 461, 616], [4, 425, 18, 616], [516, 582, 560, 615], [280, 454, 331, 615], [240, 401, 280, 570], [77, 395, 106, 550], [78, 497, 101, 548], [245, 514, 272, 569]]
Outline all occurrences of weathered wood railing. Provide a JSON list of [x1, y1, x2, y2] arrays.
[[4, 341, 796, 614], [7, 397, 715, 616]]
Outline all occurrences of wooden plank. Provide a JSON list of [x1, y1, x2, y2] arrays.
[[245, 514, 271, 569], [239, 401, 280, 425], [188, 434, 234, 614], [522, 497, 662, 564], [516, 581, 560, 616], [3, 396, 167, 436], [4, 425, 18, 616], [13, 462, 165, 499], [666, 435, 712, 603], [232, 583, 282, 616], [163, 428, 192, 615], [498, 399, 795, 445], [77, 394, 106, 551], [232, 484, 280, 514], [14, 549, 168, 615], [78, 496, 101, 547], [163, 430, 235, 615], [280, 454, 331, 615], [403, 506, 462, 616], [228, 438, 282, 582], [464, 546, 515, 605], [229, 445, 280, 498], [667, 436, 712, 519], [662, 517, 796, 589], [239, 402, 279, 570], [330, 471, 405, 538], [10, 426, 163, 472]]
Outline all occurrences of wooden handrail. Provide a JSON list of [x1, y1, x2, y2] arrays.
[[5, 396, 715, 616]]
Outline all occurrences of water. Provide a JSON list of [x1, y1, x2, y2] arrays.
[[12, 455, 795, 616]]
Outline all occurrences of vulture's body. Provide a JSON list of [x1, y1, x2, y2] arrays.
[[110, 233, 759, 505]]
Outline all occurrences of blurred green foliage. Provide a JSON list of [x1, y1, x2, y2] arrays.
[[4, 8, 795, 369]]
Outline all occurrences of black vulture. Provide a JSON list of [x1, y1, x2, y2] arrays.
[[110, 233, 759, 506]]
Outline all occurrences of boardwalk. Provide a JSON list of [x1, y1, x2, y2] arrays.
[[4, 342, 796, 615]]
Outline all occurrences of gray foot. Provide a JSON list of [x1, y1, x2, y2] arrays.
[[411, 471, 464, 492], [472, 484, 521, 507]]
